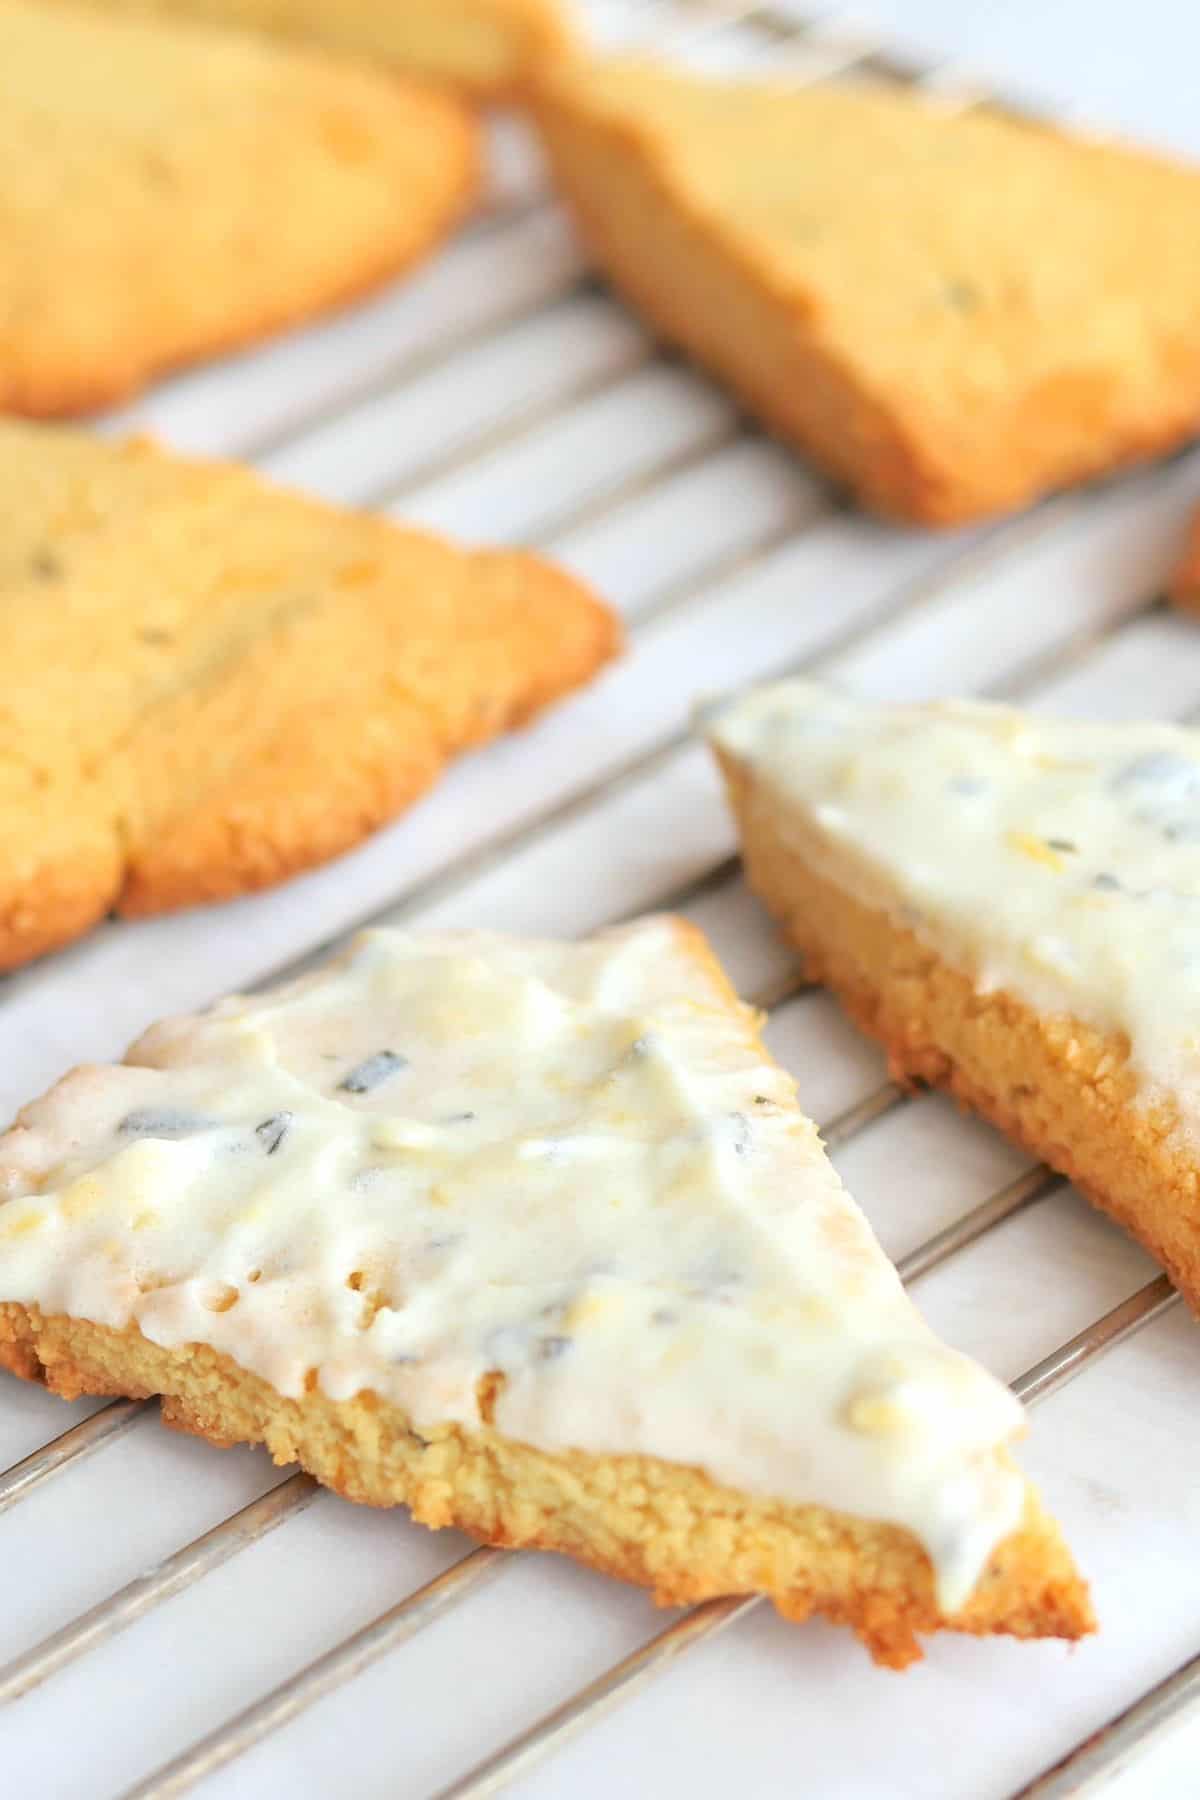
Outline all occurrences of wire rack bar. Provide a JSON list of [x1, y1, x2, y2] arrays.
[[541, 417, 758, 559], [1014, 1275, 1179, 1411], [0, 1474, 319, 1706], [123, 1548, 508, 1800], [227, 208, 585, 466], [819, 1078, 906, 1149], [0, 1397, 148, 1518], [363, 328, 659, 512], [1014, 1646, 1200, 1798], [434, 1594, 762, 1800], [896, 1164, 1063, 1285]]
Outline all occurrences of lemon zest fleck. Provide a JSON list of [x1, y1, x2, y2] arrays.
[[1006, 830, 1065, 872]]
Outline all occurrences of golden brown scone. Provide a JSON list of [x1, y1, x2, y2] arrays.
[[709, 680, 1200, 1307], [1170, 508, 1200, 612], [0, 1, 480, 417], [44, 0, 573, 93], [0, 918, 1090, 1667], [531, 59, 1200, 525], [0, 422, 620, 969]]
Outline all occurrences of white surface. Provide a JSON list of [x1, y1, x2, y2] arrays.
[[5, 4, 1200, 1797], [835, 0, 1200, 155]]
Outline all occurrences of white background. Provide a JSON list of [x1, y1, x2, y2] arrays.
[[844, 0, 1200, 155], [4, 3, 1200, 1797]]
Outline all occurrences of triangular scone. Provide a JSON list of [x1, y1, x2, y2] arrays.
[[0, 919, 1090, 1667], [56, 0, 573, 93], [711, 681, 1200, 1305], [531, 60, 1200, 525], [0, 2, 479, 417], [0, 422, 619, 970]]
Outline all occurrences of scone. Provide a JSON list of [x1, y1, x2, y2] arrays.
[[46, 0, 573, 93], [710, 680, 1200, 1306], [1171, 509, 1200, 613], [0, 421, 619, 971], [0, 918, 1091, 1667], [531, 59, 1200, 525], [1, 1, 479, 416]]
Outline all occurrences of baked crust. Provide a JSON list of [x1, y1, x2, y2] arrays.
[[0, 2, 480, 418], [531, 62, 1200, 525], [716, 748, 1200, 1308], [0, 1302, 1090, 1670], [0, 424, 620, 969], [46, 0, 574, 94]]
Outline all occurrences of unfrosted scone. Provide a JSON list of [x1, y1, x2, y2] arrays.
[[710, 680, 1200, 1306], [531, 59, 1200, 525], [0, 421, 619, 970], [0, 917, 1090, 1667], [1, 1, 480, 416], [45, 0, 573, 93]]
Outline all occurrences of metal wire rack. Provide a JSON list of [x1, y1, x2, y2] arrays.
[[5, 3, 1200, 1795]]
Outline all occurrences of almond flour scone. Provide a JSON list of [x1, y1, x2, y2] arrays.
[[0, 918, 1090, 1667], [710, 680, 1200, 1305], [1, 1, 479, 417], [54, 0, 573, 93], [0, 422, 619, 970], [531, 60, 1200, 525]]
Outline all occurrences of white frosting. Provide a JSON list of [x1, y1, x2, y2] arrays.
[[0, 919, 1025, 1609], [711, 679, 1200, 1119]]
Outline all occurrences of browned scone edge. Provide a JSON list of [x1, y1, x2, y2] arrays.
[[0, 1302, 1092, 1668]]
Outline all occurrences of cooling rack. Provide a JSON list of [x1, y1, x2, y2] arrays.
[[5, 3, 1200, 1795]]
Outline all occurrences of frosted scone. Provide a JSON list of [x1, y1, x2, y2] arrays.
[[0, 1, 479, 416], [0, 919, 1090, 1667], [51, 0, 573, 94], [711, 681, 1200, 1304], [0, 422, 619, 970], [531, 60, 1200, 525]]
